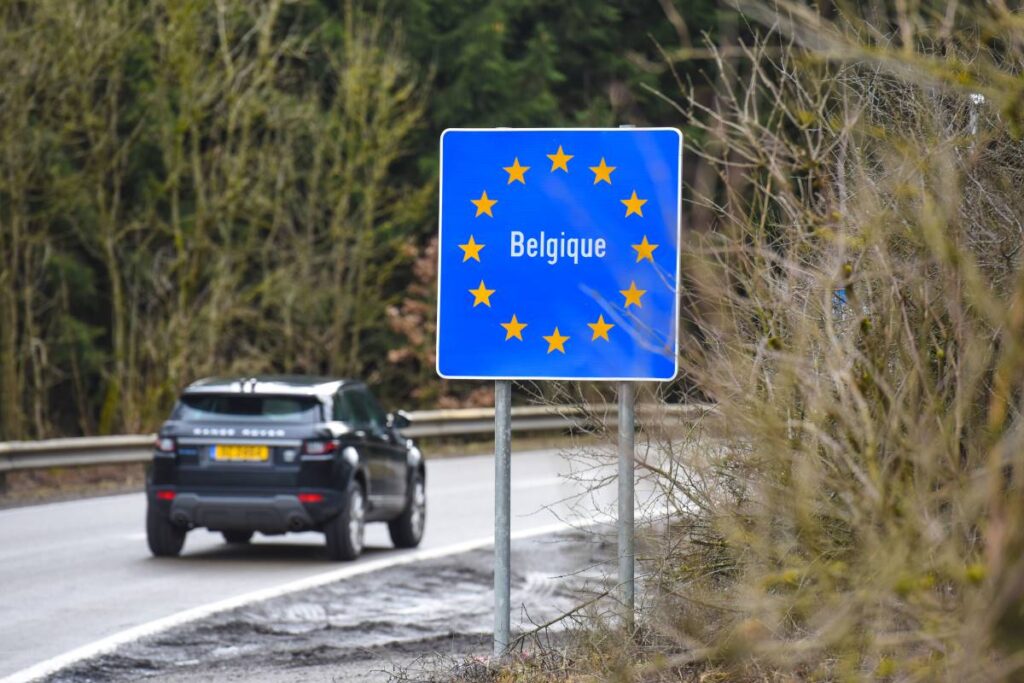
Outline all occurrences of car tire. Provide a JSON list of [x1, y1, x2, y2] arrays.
[[222, 530, 253, 544], [146, 504, 186, 557], [325, 480, 365, 561], [388, 470, 426, 549]]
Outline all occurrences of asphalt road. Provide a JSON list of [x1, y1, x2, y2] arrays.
[[0, 448, 612, 679]]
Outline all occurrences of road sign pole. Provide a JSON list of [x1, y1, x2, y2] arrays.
[[618, 380, 635, 627], [616, 121, 637, 630], [494, 379, 512, 657]]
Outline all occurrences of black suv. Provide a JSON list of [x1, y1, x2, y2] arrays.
[[145, 376, 425, 561]]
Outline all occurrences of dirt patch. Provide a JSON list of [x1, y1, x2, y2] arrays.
[[48, 530, 615, 682], [0, 463, 147, 509]]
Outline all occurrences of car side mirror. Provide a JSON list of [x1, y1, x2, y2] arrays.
[[387, 410, 411, 429]]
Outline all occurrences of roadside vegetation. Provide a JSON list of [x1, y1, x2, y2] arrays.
[[0, 0, 716, 440], [454, 2, 1024, 681]]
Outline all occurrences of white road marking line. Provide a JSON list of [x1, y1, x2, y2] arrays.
[[0, 520, 577, 683]]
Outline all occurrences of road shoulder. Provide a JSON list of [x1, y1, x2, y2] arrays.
[[46, 530, 612, 683]]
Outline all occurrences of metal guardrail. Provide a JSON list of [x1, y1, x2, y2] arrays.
[[0, 404, 714, 473]]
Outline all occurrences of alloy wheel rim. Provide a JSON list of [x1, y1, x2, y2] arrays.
[[410, 480, 426, 539], [349, 489, 365, 552]]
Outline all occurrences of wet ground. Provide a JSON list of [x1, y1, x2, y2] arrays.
[[49, 530, 615, 682]]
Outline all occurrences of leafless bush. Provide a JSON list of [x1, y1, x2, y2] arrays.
[[510, 3, 1024, 681]]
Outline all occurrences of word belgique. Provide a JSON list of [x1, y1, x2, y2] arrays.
[[509, 230, 607, 266]]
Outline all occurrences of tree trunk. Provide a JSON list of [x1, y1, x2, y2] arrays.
[[0, 214, 23, 440]]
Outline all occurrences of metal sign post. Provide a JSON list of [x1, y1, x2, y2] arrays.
[[618, 381, 635, 626], [493, 380, 512, 656], [618, 117, 637, 627]]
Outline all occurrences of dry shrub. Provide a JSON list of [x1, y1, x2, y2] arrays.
[[421, 4, 1024, 681], [637, 3, 1024, 681], [520, 4, 1024, 682]]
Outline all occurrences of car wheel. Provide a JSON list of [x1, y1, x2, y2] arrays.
[[222, 530, 253, 544], [146, 503, 186, 557], [325, 480, 365, 561], [388, 470, 425, 549]]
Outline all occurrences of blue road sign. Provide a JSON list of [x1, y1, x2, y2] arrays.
[[436, 128, 682, 381]]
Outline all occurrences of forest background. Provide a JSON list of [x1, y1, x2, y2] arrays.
[[0, 0, 718, 440]]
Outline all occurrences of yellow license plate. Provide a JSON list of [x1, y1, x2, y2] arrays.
[[214, 444, 269, 461]]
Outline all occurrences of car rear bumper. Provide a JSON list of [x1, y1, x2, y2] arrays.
[[167, 493, 327, 533]]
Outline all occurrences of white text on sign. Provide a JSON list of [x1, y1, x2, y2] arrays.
[[510, 230, 607, 266]]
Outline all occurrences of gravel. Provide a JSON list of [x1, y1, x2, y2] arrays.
[[48, 530, 614, 682]]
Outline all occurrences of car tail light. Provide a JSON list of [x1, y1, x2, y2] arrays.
[[155, 437, 176, 453], [298, 492, 324, 504], [156, 490, 176, 501], [302, 440, 337, 456]]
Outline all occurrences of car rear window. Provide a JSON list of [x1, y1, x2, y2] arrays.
[[174, 395, 321, 422]]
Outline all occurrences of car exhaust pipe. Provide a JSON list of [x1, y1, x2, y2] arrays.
[[172, 512, 190, 527], [287, 515, 306, 531]]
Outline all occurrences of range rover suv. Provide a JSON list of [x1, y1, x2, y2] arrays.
[[145, 376, 425, 561]]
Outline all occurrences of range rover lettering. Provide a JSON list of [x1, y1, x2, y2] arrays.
[[145, 376, 425, 561]]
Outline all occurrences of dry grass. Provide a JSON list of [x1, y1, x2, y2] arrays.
[[440, 3, 1024, 682], [0, 463, 147, 509]]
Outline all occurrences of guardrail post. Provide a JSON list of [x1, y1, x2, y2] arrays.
[[618, 381, 635, 628], [494, 380, 512, 657]]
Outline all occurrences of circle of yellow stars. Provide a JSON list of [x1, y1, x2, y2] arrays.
[[457, 143, 660, 355]]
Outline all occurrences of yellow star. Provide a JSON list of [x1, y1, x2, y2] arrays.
[[469, 280, 495, 307], [547, 145, 573, 172], [500, 314, 527, 341], [458, 235, 485, 262], [588, 314, 615, 341], [471, 190, 497, 217], [631, 235, 659, 263], [543, 327, 570, 354], [589, 157, 616, 184], [620, 281, 646, 308], [621, 190, 647, 217], [503, 157, 530, 184]]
